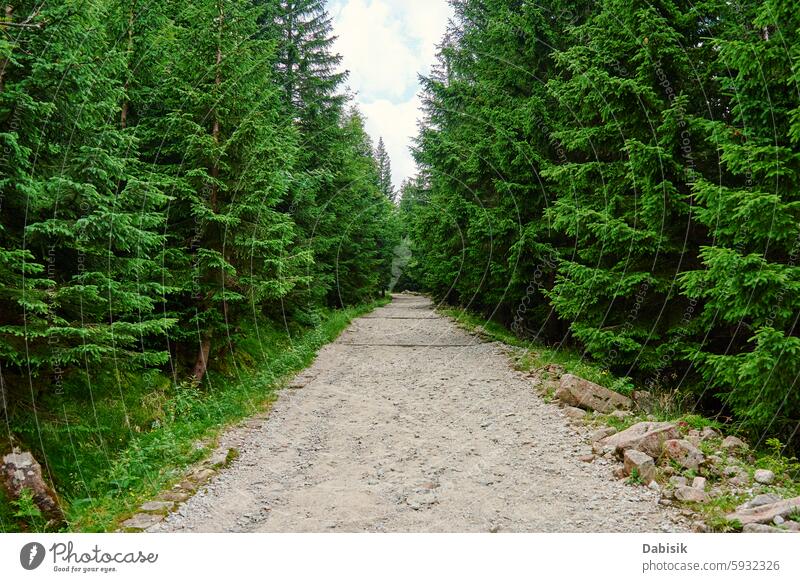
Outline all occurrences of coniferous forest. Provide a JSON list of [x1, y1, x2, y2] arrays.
[[1, 0, 399, 529], [403, 0, 800, 449], [1, 0, 800, 533]]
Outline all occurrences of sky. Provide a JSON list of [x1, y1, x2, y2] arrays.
[[329, 0, 453, 190]]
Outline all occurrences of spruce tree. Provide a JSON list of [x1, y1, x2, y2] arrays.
[[374, 137, 396, 202], [543, 0, 727, 374], [679, 0, 800, 440]]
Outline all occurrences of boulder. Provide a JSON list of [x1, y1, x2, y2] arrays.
[[1, 450, 64, 523], [563, 406, 588, 420], [700, 427, 720, 441], [726, 496, 800, 525], [623, 449, 656, 483], [669, 476, 688, 488], [722, 435, 748, 452], [554, 374, 632, 413], [754, 469, 775, 485], [691, 476, 707, 490], [589, 426, 617, 443], [737, 494, 782, 511], [674, 486, 709, 503], [601, 421, 680, 458], [742, 523, 788, 533], [663, 439, 705, 470]]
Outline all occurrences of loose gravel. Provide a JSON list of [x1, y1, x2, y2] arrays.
[[153, 294, 687, 532]]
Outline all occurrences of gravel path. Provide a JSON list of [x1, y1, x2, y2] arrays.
[[154, 294, 687, 532]]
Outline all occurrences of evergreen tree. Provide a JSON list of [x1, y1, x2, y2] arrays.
[[0, 0, 173, 397], [542, 0, 728, 374], [137, 0, 308, 381], [680, 0, 800, 440], [374, 137, 395, 202]]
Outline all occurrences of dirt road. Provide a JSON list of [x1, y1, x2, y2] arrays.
[[154, 294, 685, 532]]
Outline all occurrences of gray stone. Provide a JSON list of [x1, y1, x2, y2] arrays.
[[692, 476, 707, 490], [663, 439, 705, 471], [722, 435, 748, 452], [589, 426, 617, 443], [139, 501, 174, 514], [563, 406, 588, 420], [623, 449, 656, 483], [754, 469, 775, 484], [742, 523, 787, 533], [1, 450, 64, 523], [554, 374, 632, 413], [726, 496, 800, 525], [674, 486, 709, 503], [121, 513, 164, 531], [738, 494, 782, 511], [773, 515, 785, 525], [601, 421, 680, 458], [609, 409, 633, 420], [669, 476, 688, 488]]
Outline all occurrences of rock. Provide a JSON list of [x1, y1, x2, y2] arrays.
[[563, 406, 588, 420], [663, 439, 705, 470], [578, 454, 595, 463], [120, 513, 164, 532], [692, 476, 707, 490], [609, 409, 633, 420], [554, 374, 632, 413], [773, 515, 785, 525], [648, 481, 661, 492], [406, 491, 437, 510], [1, 450, 65, 524], [669, 476, 688, 488], [139, 501, 174, 514], [726, 496, 800, 525], [700, 427, 720, 441], [623, 450, 656, 483], [188, 468, 215, 484], [786, 521, 800, 532], [542, 363, 566, 378], [613, 467, 627, 479], [754, 469, 775, 485], [632, 390, 655, 412], [738, 493, 782, 511], [742, 523, 787, 533], [589, 427, 617, 442], [601, 421, 680, 458], [722, 435, 748, 452], [674, 486, 709, 503], [724, 465, 750, 487], [158, 490, 192, 503]]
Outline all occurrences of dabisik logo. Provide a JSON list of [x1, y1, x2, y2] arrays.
[[20, 542, 46, 570]]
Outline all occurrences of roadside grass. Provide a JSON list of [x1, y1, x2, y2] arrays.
[[0, 299, 387, 533]]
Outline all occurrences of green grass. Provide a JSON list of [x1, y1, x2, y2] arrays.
[[0, 299, 387, 532]]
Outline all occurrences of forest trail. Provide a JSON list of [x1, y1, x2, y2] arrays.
[[154, 294, 685, 532]]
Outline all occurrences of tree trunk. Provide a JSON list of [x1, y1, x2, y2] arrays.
[[191, 336, 212, 383]]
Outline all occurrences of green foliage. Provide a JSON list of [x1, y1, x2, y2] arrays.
[[0, 0, 398, 531], [404, 0, 800, 447]]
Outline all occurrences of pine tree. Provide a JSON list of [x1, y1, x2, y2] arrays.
[[374, 137, 395, 202]]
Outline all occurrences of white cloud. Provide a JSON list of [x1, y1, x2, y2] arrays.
[[331, 0, 452, 189], [360, 96, 422, 189]]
